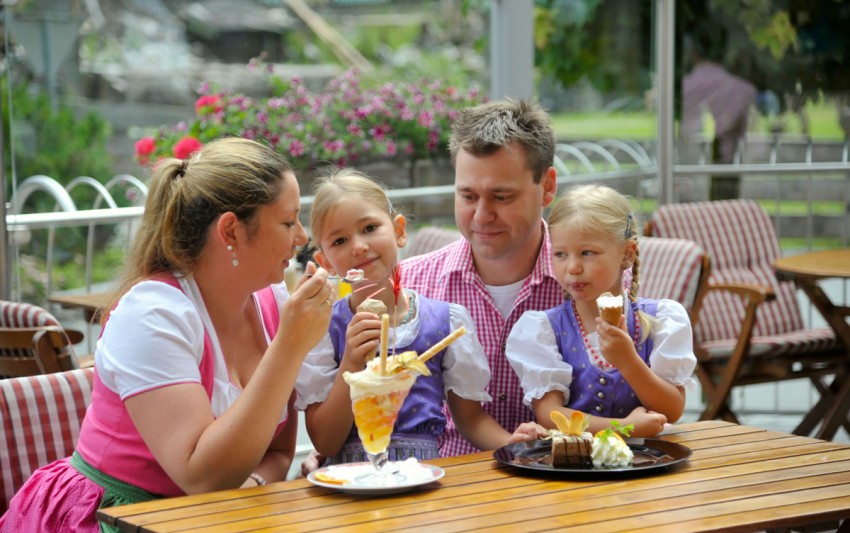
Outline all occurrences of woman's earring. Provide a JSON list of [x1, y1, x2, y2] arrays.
[[227, 244, 239, 267]]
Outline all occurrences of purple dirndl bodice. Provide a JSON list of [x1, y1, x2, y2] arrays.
[[326, 295, 451, 463], [544, 298, 658, 419]]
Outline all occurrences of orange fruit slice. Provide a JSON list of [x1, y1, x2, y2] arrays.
[[569, 411, 586, 435], [550, 410, 571, 434], [595, 430, 626, 443], [314, 471, 347, 485]]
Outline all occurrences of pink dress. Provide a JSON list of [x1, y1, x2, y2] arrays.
[[0, 277, 285, 532]]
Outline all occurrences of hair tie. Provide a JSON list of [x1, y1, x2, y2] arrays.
[[175, 159, 189, 178], [624, 213, 633, 238]]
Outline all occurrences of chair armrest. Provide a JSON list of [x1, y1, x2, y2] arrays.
[[64, 328, 85, 345], [707, 281, 776, 303], [698, 281, 774, 376]]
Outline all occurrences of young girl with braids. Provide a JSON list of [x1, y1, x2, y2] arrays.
[[505, 184, 696, 437]]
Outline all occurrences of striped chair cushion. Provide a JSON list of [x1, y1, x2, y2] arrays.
[[651, 200, 806, 342], [404, 226, 462, 259], [0, 367, 94, 513], [0, 301, 61, 328], [701, 326, 839, 359], [639, 237, 705, 310], [0, 301, 64, 360]]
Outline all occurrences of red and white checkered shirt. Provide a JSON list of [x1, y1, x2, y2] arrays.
[[400, 221, 564, 456]]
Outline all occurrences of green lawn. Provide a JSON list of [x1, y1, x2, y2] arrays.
[[551, 99, 846, 141]]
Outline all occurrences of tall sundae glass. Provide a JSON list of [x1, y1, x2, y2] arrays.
[[343, 362, 417, 484], [342, 314, 467, 486]]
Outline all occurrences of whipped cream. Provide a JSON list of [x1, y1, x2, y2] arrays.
[[591, 434, 634, 468], [597, 292, 623, 310], [343, 357, 416, 396]]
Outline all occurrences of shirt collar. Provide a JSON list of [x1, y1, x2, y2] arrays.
[[435, 219, 557, 286]]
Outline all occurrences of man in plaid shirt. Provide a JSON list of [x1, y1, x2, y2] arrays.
[[400, 98, 564, 456]]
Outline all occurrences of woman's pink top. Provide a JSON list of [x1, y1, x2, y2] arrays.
[[75, 275, 284, 496]]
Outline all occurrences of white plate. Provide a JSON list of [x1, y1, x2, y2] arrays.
[[307, 459, 445, 495]]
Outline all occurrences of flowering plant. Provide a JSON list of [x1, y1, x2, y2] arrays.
[[134, 68, 485, 170]]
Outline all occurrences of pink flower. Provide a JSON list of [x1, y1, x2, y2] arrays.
[[134, 137, 156, 164], [174, 137, 203, 159], [289, 140, 305, 157], [195, 94, 223, 114]]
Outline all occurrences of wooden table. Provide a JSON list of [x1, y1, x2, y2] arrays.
[[774, 248, 850, 440], [98, 421, 850, 532], [48, 292, 110, 323]]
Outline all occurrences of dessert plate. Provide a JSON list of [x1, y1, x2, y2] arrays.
[[307, 460, 445, 495], [494, 438, 691, 478]]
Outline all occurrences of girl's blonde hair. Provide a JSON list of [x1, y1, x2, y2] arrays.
[[548, 184, 654, 339], [309, 167, 400, 249], [105, 137, 293, 320]]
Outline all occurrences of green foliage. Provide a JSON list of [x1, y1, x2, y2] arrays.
[[533, 0, 608, 90], [1, 74, 113, 208]]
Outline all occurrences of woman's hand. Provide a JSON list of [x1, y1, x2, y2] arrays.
[[340, 312, 383, 372], [278, 262, 334, 358]]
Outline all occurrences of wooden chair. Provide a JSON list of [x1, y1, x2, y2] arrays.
[[0, 367, 94, 513], [647, 200, 846, 428], [0, 301, 85, 379], [638, 236, 710, 318]]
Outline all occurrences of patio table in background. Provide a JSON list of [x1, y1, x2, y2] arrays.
[[48, 292, 110, 324], [774, 248, 850, 441], [97, 420, 850, 532]]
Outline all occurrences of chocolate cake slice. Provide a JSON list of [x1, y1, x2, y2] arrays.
[[551, 433, 593, 468]]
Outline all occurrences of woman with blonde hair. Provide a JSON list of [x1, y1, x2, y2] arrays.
[[1, 137, 334, 532]]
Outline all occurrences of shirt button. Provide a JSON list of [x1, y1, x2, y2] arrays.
[[599, 377, 607, 385], [595, 405, 604, 413], [498, 393, 507, 401], [597, 392, 605, 399]]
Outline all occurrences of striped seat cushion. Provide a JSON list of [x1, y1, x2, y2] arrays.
[[701, 326, 839, 359], [0, 367, 94, 513], [652, 200, 840, 358], [639, 236, 705, 310]]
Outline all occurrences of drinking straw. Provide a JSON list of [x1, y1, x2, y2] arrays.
[[380, 313, 389, 375]]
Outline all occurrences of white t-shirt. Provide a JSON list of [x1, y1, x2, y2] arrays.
[[485, 279, 525, 319], [96, 276, 289, 421]]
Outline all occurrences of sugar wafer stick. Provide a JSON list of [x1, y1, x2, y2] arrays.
[[417, 327, 466, 364], [379, 313, 389, 375]]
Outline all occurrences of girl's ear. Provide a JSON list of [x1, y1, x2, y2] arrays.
[[313, 249, 337, 275], [393, 214, 408, 247]]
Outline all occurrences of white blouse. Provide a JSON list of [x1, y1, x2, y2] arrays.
[[294, 290, 492, 411], [505, 299, 697, 408], [97, 276, 289, 423]]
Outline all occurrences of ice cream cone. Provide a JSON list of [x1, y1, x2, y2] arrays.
[[597, 292, 623, 325], [358, 300, 388, 362]]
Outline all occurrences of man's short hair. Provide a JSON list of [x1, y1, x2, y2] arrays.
[[448, 98, 555, 184]]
